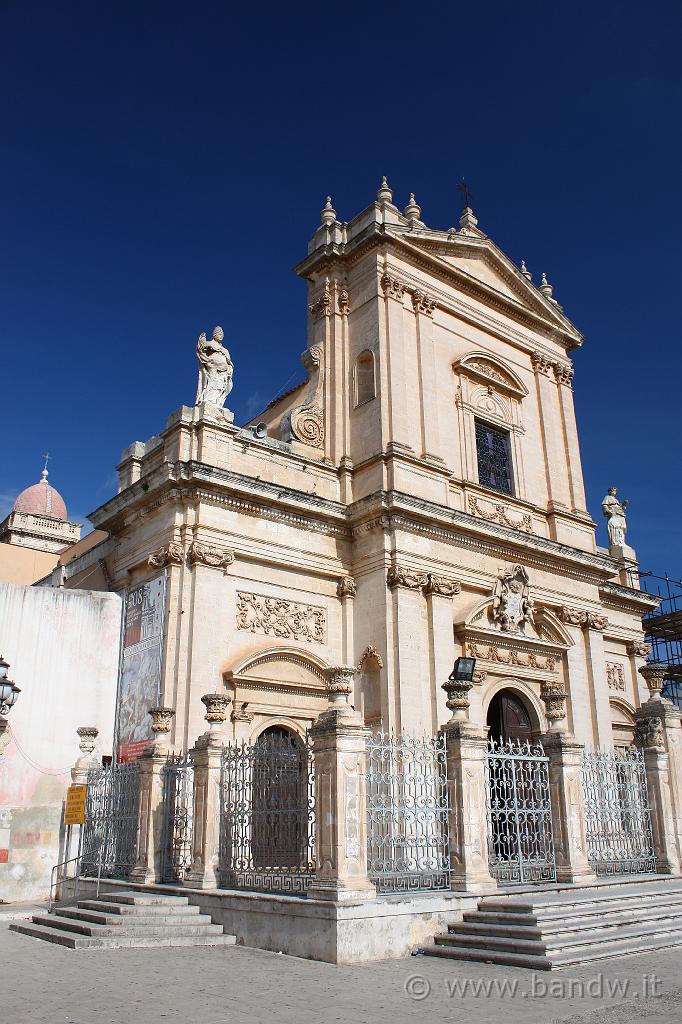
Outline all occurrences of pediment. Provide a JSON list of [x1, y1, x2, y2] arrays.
[[454, 351, 528, 398], [225, 646, 328, 691], [458, 598, 573, 650]]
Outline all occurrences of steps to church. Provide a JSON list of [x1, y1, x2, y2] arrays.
[[420, 879, 682, 970], [9, 891, 236, 950]]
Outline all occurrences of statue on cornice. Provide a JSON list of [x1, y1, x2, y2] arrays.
[[492, 565, 535, 634], [195, 326, 234, 407], [601, 486, 628, 549]]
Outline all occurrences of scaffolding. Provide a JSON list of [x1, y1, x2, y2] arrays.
[[640, 573, 682, 709]]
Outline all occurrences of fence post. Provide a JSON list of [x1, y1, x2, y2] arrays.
[[185, 693, 230, 890], [130, 707, 175, 884], [635, 666, 682, 874], [307, 667, 376, 902], [541, 732, 596, 883]]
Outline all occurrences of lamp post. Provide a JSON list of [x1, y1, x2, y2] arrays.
[[0, 656, 20, 716]]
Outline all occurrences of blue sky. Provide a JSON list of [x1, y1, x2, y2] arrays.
[[2, 2, 680, 585]]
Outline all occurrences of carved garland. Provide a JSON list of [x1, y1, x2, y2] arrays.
[[606, 662, 626, 691], [558, 607, 609, 631], [235, 591, 326, 644], [386, 564, 461, 596], [188, 542, 235, 572], [468, 495, 533, 533], [466, 641, 556, 672]]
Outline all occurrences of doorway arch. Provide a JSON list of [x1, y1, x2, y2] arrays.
[[486, 689, 533, 743], [252, 724, 310, 869]]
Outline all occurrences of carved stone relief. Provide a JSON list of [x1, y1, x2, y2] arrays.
[[147, 542, 184, 568], [336, 576, 357, 599], [559, 607, 609, 631], [188, 541, 235, 573], [236, 591, 326, 644], [626, 639, 650, 658], [466, 641, 556, 672], [468, 495, 533, 533], [606, 662, 626, 691], [281, 344, 325, 448], [491, 565, 534, 634], [380, 272, 406, 302]]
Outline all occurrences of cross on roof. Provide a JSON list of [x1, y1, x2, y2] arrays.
[[458, 178, 474, 209]]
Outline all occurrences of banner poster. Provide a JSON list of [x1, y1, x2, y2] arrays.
[[116, 573, 166, 762]]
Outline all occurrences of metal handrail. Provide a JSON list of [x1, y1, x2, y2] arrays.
[[48, 855, 82, 912]]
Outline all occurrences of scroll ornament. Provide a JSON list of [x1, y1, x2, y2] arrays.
[[281, 345, 325, 448]]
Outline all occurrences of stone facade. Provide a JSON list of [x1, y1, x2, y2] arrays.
[[62, 184, 659, 758]]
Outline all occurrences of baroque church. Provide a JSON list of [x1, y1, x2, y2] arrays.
[[61, 179, 656, 753]]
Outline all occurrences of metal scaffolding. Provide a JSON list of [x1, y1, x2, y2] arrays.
[[640, 573, 682, 709]]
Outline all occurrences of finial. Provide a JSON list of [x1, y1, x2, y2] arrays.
[[539, 272, 554, 298], [403, 193, 422, 223], [377, 176, 393, 203], [520, 260, 532, 281], [320, 196, 337, 226], [41, 451, 50, 482], [459, 207, 479, 230]]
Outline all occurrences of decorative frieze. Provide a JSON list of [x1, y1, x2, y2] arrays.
[[411, 290, 437, 317], [466, 641, 556, 672], [380, 272, 406, 301], [468, 495, 533, 533], [606, 662, 626, 691], [558, 606, 609, 631], [627, 639, 650, 658], [336, 576, 357, 599], [188, 541, 235, 573], [148, 542, 184, 568], [236, 591, 326, 644]]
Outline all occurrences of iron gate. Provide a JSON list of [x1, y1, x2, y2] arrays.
[[581, 747, 655, 875], [81, 762, 141, 879], [366, 730, 450, 893], [220, 731, 315, 894], [161, 753, 194, 882], [485, 737, 556, 884]]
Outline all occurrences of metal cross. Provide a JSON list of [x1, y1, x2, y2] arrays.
[[42, 451, 50, 473], [458, 178, 474, 209]]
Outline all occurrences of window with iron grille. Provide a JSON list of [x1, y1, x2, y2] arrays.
[[475, 420, 513, 495]]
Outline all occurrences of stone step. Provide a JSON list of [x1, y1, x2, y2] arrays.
[[420, 943, 552, 971], [481, 886, 682, 917], [436, 932, 546, 955], [544, 921, 682, 954], [76, 899, 198, 916], [553, 930, 682, 967], [459, 907, 682, 939], [60, 907, 213, 927], [31, 914, 225, 938], [467, 894, 682, 928], [9, 920, 236, 949], [103, 891, 189, 906]]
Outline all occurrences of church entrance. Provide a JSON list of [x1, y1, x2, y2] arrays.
[[485, 687, 556, 884]]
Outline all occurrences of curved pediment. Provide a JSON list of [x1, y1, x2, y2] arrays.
[[454, 352, 528, 398], [225, 646, 329, 691], [460, 598, 573, 648]]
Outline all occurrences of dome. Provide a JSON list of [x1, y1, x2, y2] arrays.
[[13, 469, 68, 521]]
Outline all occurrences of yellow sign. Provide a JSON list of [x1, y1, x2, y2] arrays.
[[64, 784, 87, 826]]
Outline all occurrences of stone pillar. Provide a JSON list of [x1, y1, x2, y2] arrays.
[[130, 707, 175, 885], [635, 665, 682, 874], [186, 692, 230, 890], [541, 731, 596, 883], [307, 667, 376, 902], [441, 672, 497, 892]]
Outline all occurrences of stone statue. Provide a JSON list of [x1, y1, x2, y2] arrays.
[[195, 326, 233, 407], [492, 565, 535, 634], [601, 486, 628, 549]]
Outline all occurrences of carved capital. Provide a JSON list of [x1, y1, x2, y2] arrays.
[[442, 674, 473, 721], [586, 612, 609, 632], [201, 692, 230, 724], [324, 666, 355, 704], [77, 726, 99, 756], [308, 284, 331, 321], [148, 706, 175, 735], [531, 350, 554, 376], [148, 542, 184, 569], [553, 361, 574, 387], [337, 287, 350, 315], [386, 564, 427, 590], [411, 290, 436, 317], [423, 572, 461, 597], [558, 606, 608, 631], [336, 576, 357, 599], [540, 680, 567, 727], [380, 272, 405, 302], [627, 639, 651, 658], [188, 541, 235, 573]]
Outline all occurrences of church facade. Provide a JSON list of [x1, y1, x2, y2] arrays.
[[64, 181, 657, 757]]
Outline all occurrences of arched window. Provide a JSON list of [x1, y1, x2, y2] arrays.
[[354, 349, 376, 407]]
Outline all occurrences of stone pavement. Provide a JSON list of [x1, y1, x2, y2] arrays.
[[3, 918, 682, 1024]]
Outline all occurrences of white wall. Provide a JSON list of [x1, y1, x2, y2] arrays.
[[0, 583, 121, 901]]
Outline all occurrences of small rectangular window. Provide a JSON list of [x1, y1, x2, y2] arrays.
[[475, 420, 513, 495]]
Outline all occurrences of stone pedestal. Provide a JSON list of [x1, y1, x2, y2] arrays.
[[186, 693, 230, 889], [541, 731, 596, 884], [442, 721, 497, 893], [635, 682, 682, 875], [307, 668, 376, 902]]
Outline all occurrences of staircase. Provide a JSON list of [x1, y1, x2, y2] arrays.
[[9, 891, 236, 949], [421, 879, 682, 970]]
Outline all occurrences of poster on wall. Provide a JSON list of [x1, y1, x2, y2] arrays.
[[116, 574, 166, 762]]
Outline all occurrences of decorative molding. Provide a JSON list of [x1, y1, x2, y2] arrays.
[[147, 542, 184, 568], [411, 289, 436, 317], [188, 541, 235, 572], [558, 606, 609, 631], [386, 565, 427, 590], [357, 645, 384, 670], [626, 639, 651, 658], [606, 662, 626, 691], [466, 641, 556, 672], [336, 576, 357, 599], [423, 572, 461, 597], [468, 495, 533, 533], [380, 272, 406, 302], [236, 591, 326, 644]]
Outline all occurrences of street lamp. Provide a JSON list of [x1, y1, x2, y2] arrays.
[[0, 656, 21, 716], [442, 657, 477, 721]]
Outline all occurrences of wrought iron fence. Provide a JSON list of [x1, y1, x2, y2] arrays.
[[220, 730, 315, 894], [366, 730, 450, 894], [485, 737, 556, 884], [581, 746, 655, 875], [161, 753, 194, 883], [81, 762, 141, 879]]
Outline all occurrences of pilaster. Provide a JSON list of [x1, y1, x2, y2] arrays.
[[441, 721, 497, 892]]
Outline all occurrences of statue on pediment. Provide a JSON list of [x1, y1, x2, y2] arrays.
[[492, 565, 534, 634], [195, 326, 234, 407], [601, 486, 628, 549]]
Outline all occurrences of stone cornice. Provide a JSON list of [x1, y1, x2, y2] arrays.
[[599, 581, 660, 612]]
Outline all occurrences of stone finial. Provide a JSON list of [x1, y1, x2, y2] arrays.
[[459, 207, 479, 230], [77, 726, 99, 756], [639, 663, 668, 702], [72, 726, 99, 783], [376, 176, 393, 203], [442, 674, 473, 722], [320, 196, 337, 225], [199, 692, 231, 746], [540, 680, 568, 731], [403, 193, 422, 223], [520, 259, 532, 281], [539, 272, 553, 298]]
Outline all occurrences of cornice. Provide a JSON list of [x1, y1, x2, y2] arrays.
[[599, 581, 660, 611]]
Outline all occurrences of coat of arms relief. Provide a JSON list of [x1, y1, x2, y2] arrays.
[[491, 565, 535, 635]]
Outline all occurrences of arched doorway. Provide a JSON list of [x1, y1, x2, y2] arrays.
[[486, 689, 533, 743], [252, 726, 310, 869]]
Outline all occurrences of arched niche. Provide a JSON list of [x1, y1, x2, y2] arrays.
[[353, 349, 377, 407], [357, 645, 383, 726], [610, 696, 636, 749]]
